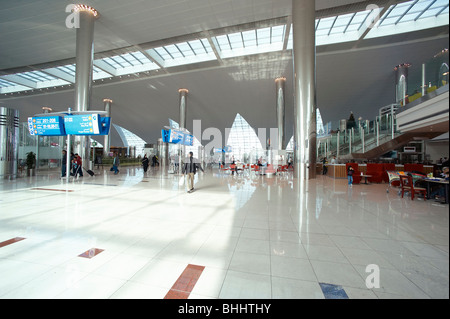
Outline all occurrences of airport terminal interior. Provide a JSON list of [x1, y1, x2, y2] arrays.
[[0, 0, 449, 300]]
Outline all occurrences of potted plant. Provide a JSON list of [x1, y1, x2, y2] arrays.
[[26, 151, 36, 176]]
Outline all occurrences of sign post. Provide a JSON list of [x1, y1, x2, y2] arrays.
[[65, 108, 72, 180]]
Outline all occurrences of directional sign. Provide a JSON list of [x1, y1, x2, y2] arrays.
[[28, 116, 65, 136], [161, 129, 194, 146], [64, 114, 101, 135]]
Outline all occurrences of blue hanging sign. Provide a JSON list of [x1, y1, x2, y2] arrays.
[[161, 129, 194, 146], [64, 114, 101, 135], [100, 117, 111, 135], [28, 116, 66, 136]]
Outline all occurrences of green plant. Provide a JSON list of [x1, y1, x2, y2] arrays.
[[26, 152, 36, 169]]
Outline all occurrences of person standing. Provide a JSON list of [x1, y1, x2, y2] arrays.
[[347, 166, 354, 187], [142, 154, 149, 173], [61, 150, 67, 178], [322, 157, 328, 175], [182, 151, 204, 193], [113, 152, 120, 175]]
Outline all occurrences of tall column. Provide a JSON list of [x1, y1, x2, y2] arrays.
[[178, 89, 188, 163], [275, 77, 286, 151], [103, 99, 113, 157], [0, 107, 19, 180], [292, 0, 316, 180], [394, 63, 411, 106], [179, 89, 189, 130], [73, 4, 98, 166]]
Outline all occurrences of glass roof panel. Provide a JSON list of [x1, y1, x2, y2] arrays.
[[0, 78, 18, 88], [17, 71, 56, 82], [2, 0, 448, 96], [242, 30, 257, 47], [367, 0, 449, 38], [147, 38, 215, 67]]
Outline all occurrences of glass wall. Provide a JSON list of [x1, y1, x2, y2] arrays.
[[18, 122, 65, 170], [226, 113, 264, 164], [405, 48, 449, 104]]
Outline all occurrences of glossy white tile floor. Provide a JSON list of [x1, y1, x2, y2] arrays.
[[0, 166, 448, 299]]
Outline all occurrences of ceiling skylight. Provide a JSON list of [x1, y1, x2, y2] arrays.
[[146, 38, 216, 68], [366, 0, 449, 38], [1, 0, 448, 96], [214, 25, 286, 58]]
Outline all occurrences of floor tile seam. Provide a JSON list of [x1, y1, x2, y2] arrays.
[[0, 263, 91, 299], [359, 236, 425, 258], [397, 239, 450, 258], [268, 227, 273, 298], [216, 222, 244, 299], [328, 242, 439, 298], [0, 259, 57, 297], [373, 271, 434, 299], [313, 239, 377, 291]]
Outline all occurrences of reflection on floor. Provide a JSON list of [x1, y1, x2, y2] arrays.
[[0, 166, 448, 299]]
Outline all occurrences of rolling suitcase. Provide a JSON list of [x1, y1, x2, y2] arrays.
[[84, 167, 95, 176]]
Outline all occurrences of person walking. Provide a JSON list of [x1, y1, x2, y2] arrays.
[[113, 152, 120, 175], [72, 153, 83, 178], [182, 151, 204, 193]]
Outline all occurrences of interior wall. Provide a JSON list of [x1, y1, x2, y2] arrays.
[[425, 140, 450, 164]]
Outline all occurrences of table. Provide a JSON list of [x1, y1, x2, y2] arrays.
[[360, 174, 372, 185], [422, 178, 449, 204]]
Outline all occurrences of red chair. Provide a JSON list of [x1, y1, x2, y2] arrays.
[[251, 164, 260, 173], [346, 163, 361, 184], [366, 163, 383, 183], [382, 163, 396, 183], [399, 175, 427, 200]]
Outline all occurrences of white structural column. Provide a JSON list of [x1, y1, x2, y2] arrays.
[[275, 77, 286, 151], [103, 98, 112, 157], [178, 88, 188, 165], [179, 89, 189, 130], [73, 5, 98, 166], [292, 0, 317, 180], [395, 63, 411, 105]]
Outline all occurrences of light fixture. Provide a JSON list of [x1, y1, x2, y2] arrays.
[[394, 63, 411, 71], [72, 4, 99, 18]]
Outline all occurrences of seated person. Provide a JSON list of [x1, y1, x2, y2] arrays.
[[430, 167, 449, 199]]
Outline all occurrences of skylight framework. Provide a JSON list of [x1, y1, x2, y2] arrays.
[[1, 0, 448, 95], [146, 38, 216, 68], [366, 0, 449, 38], [214, 25, 286, 58], [96, 51, 160, 76]]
